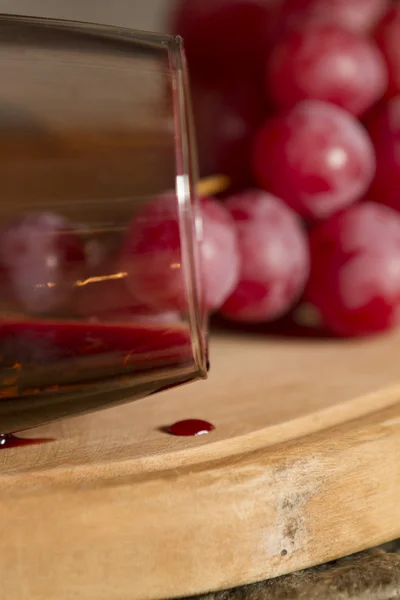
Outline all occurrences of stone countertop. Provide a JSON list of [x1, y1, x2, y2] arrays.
[[192, 542, 400, 600]]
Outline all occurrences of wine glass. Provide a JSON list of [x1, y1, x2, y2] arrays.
[[0, 14, 207, 433]]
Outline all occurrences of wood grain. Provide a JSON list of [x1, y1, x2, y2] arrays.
[[1, 331, 400, 599]]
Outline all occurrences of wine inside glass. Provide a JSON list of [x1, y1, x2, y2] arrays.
[[0, 15, 207, 433]]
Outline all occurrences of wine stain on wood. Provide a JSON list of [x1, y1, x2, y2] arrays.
[[162, 419, 215, 437], [0, 434, 54, 450]]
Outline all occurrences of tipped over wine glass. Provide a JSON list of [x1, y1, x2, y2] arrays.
[[0, 14, 214, 433]]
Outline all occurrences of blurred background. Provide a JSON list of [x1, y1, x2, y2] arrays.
[[0, 1, 168, 31]]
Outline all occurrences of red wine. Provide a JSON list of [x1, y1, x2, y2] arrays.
[[0, 433, 54, 449], [0, 319, 199, 432], [167, 419, 215, 436]]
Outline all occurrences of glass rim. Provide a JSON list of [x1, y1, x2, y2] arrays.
[[0, 12, 176, 47], [168, 37, 208, 380]]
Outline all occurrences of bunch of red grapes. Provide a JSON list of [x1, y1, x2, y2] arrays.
[[171, 0, 400, 337], [3, 0, 400, 343]]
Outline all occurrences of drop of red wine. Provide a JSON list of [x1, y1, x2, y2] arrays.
[[167, 419, 215, 437], [0, 434, 54, 450]]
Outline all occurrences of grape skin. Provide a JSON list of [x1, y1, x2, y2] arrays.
[[220, 190, 310, 323]]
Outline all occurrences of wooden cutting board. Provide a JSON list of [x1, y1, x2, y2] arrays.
[[2, 329, 400, 600]]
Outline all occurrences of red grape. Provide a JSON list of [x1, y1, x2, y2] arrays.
[[200, 197, 240, 311], [172, 0, 280, 85], [74, 267, 179, 323], [375, 6, 400, 98], [193, 78, 268, 189], [253, 100, 376, 220], [0, 213, 85, 315], [367, 96, 400, 212], [278, 0, 389, 35], [72, 255, 148, 319], [266, 24, 387, 116], [220, 190, 309, 323], [74, 235, 183, 324], [119, 193, 186, 312], [120, 192, 240, 313], [306, 202, 400, 336]]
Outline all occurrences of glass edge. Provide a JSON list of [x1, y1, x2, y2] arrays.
[[0, 13, 176, 49], [168, 36, 208, 380]]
